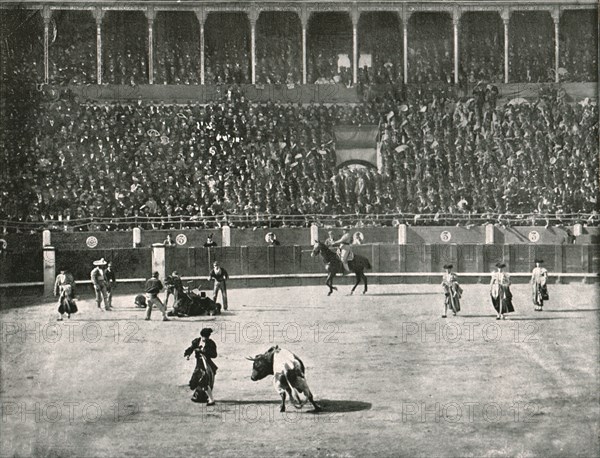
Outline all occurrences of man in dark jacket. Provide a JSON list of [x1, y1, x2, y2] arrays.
[[184, 327, 218, 405], [144, 271, 169, 321], [209, 261, 229, 311]]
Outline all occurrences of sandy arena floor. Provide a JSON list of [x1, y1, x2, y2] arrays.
[[0, 283, 598, 457]]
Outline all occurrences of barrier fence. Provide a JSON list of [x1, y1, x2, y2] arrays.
[[1, 243, 597, 296]]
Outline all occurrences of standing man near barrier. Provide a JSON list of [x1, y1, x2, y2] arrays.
[[209, 261, 229, 311], [530, 259, 549, 312], [441, 264, 462, 318], [203, 234, 217, 248], [105, 261, 117, 309], [91, 258, 111, 311], [332, 228, 353, 274], [54, 267, 77, 321], [165, 270, 183, 309], [145, 271, 170, 321]]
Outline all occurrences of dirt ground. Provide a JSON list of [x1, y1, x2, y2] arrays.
[[0, 282, 598, 458]]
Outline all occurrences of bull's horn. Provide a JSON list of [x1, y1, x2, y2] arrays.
[[245, 356, 255, 361]]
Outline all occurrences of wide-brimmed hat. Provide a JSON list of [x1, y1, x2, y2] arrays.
[[200, 327, 213, 337], [495, 262, 506, 268], [93, 258, 107, 266], [443, 264, 453, 269], [534, 259, 544, 264]]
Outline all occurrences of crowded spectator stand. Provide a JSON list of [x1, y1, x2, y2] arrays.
[[0, 1, 597, 234]]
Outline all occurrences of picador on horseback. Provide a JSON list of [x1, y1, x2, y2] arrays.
[[332, 228, 354, 274]]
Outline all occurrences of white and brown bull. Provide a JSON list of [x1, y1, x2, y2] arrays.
[[247, 346, 322, 412]]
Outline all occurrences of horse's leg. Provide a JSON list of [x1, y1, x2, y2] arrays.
[[350, 272, 360, 295], [362, 271, 368, 294], [326, 272, 334, 296]]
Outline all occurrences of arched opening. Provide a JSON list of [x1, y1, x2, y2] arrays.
[[102, 11, 148, 85], [509, 11, 553, 83], [154, 11, 200, 85], [459, 12, 503, 84], [49, 10, 95, 85], [204, 12, 250, 84], [307, 12, 353, 84], [560, 10, 597, 82], [256, 11, 301, 85], [358, 12, 402, 85], [408, 12, 453, 84]]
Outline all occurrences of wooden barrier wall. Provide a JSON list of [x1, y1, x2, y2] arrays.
[[3, 243, 596, 285]]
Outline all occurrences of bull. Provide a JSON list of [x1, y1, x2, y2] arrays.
[[247, 345, 322, 412]]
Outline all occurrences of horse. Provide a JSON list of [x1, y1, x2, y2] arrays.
[[311, 241, 371, 295]]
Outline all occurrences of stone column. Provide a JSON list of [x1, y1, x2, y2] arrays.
[[501, 9, 510, 84], [551, 8, 560, 83], [42, 229, 52, 247], [43, 246, 56, 296], [310, 224, 319, 244], [94, 8, 105, 85], [398, 224, 408, 245], [401, 10, 409, 83], [452, 9, 460, 85], [132, 227, 142, 247], [195, 9, 206, 85], [42, 7, 52, 84], [151, 244, 166, 280], [222, 225, 231, 247], [300, 8, 310, 85], [249, 9, 259, 84], [146, 8, 156, 85], [351, 8, 359, 85], [485, 223, 495, 244]]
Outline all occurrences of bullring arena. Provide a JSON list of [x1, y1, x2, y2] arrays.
[[1, 0, 599, 456]]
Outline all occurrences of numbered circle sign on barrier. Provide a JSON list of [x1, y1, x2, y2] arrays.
[[86, 236, 98, 248], [440, 231, 452, 242], [528, 231, 540, 243], [175, 234, 187, 246]]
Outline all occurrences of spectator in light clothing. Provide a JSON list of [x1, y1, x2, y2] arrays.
[[91, 258, 111, 311], [145, 271, 170, 321], [209, 261, 229, 311]]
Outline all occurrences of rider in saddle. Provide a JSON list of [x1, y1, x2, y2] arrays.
[[332, 228, 354, 274]]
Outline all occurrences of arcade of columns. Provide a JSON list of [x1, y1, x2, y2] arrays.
[[36, 3, 595, 85]]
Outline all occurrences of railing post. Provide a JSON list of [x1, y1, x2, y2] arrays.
[[42, 229, 52, 247], [222, 225, 231, 247], [398, 224, 408, 244], [43, 246, 56, 296], [133, 227, 141, 247], [151, 243, 166, 280], [485, 223, 495, 244], [501, 8, 510, 84], [310, 224, 319, 244]]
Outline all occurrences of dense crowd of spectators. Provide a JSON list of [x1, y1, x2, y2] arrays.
[[49, 11, 96, 85], [459, 14, 504, 84], [1, 9, 596, 87], [1, 83, 597, 228], [407, 14, 454, 84], [154, 13, 201, 85], [102, 12, 148, 85], [509, 12, 554, 83], [256, 14, 302, 85], [378, 86, 597, 215], [559, 11, 598, 83]]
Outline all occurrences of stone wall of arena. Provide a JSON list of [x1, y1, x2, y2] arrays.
[[0, 226, 597, 298]]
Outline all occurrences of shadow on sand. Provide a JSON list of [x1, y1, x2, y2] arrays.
[[365, 292, 439, 297], [203, 399, 371, 413]]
